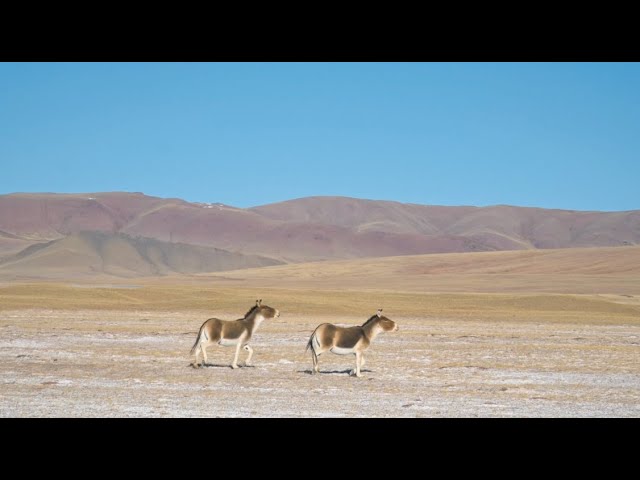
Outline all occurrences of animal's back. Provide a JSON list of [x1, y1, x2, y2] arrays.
[[221, 319, 251, 341], [334, 325, 365, 349], [315, 323, 337, 344], [202, 317, 224, 340], [312, 323, 365, 349]]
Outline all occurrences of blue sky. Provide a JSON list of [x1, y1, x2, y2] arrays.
[[1, 62, 638, 211]]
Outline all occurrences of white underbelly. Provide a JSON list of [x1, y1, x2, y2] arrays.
[[330, 346, 356, 355], [219, 338, 241, 347]]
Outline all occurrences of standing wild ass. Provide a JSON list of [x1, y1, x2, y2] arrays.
[[305, 309, 398, 377], [191, 299, 280, 369]]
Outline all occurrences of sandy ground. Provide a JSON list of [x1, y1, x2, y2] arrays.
[[2, 308, 639, 417]]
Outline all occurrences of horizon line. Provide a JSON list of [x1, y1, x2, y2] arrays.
[[0, 190, 638, 214]]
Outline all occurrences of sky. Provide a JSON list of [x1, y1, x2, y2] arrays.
[[1, 62, 638, 211]]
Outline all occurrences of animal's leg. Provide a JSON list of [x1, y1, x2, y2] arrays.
[[310, 335, 322, 374], [231, 341, 242, 369], [243, 345, 254, 366], [351, 352, 363, 377], [201, 343, 208, 366], [192, 345, 201, 368], [361, 354, 366, 368], [311, 348, 319, 374]]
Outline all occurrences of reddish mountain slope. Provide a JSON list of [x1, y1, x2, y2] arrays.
[[251, 196, 640, 251], [0, 193, 638, 268]]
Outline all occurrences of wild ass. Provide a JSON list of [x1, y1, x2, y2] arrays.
[[190, 299, 280, 369], [305, 309, 398, 377]]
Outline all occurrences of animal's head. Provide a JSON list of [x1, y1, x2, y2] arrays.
[[252, 299, 280, 320], [375, 308, 398, 332]]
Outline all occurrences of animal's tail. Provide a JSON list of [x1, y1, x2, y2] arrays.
[[190, 322, 206, 355], [305, 332, 318, 363]]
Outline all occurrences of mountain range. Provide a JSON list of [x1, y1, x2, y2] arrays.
[[0, 192, 638, 278]]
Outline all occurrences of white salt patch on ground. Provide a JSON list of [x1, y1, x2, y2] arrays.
[[1, 310, 639, 417]]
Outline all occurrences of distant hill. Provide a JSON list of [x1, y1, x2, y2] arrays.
[[0, 192, 638, 272], [0, 231, 282, 279], [197, 245, 640, 295], [251, 196, 640, 251]]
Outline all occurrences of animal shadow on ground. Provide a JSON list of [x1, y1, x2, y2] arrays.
[[299, 369, 373, 375], [189, 363, 256, 369]]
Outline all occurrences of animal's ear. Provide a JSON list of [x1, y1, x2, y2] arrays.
[[377, 308, 383, 317]]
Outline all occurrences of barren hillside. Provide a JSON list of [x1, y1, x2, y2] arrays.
[[197, 246, 640, 295], [1, 193, 638, 272], [0, 231, 282, 279]]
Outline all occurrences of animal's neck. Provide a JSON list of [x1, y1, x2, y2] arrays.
[[245, 314, 265, 333], [363, 320, 383, 341]]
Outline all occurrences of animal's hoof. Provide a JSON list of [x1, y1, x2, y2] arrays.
[[231, 364, 239, 369], [349, 369, 356, 376]]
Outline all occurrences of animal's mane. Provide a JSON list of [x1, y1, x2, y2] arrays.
[[361, 314, 380, 327], [239, 304, 259, 320]]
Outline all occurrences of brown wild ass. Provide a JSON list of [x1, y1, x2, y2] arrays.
[[191, 299, 280, 369], [305, 309, 398, 377]]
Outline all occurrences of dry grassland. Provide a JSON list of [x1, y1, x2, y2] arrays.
[[1, 280, 639, 417]]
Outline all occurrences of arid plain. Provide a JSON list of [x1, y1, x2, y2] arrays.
[[2, 245, 639, 417], [4, 61, 640, 419]]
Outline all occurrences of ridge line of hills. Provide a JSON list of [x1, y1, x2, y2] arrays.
[[0, 192, 638, 279]]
